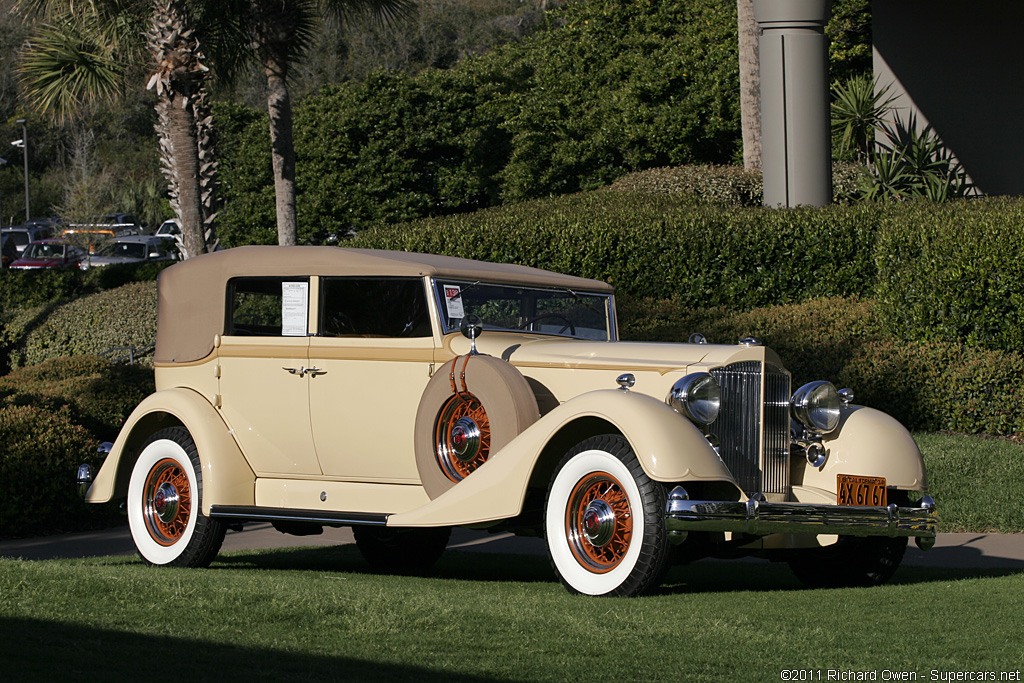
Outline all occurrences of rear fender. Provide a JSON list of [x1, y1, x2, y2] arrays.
[[85, 387, 255, 514], [388, 389, 735, 527]]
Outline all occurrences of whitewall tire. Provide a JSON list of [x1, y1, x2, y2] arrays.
[[127, 426, 225, 567], [545, 435, 669, 597]]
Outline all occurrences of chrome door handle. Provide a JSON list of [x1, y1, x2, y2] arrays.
[[306, 366, 327, 377], [283, 366, 301, 375]]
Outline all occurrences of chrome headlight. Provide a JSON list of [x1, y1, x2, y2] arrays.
[[667, 373, 721, 425], [791, 381, 841, 434]]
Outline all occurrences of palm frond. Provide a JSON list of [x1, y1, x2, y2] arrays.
[[18, 24, 125, 122]]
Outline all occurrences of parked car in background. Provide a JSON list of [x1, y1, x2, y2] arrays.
[[155, 218, 180, 239], [1, 224, 55, 256], [64, 213, 142, 251], [10, 239, 86, 270], [78, 247, 937, 597], [1, 233, 18, 267], [81, 235, 179, 269]]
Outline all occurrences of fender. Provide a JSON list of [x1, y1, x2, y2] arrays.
[[388, 389, 735, 527], [85, 387, 255, 514], [792, 405, 928, 502]]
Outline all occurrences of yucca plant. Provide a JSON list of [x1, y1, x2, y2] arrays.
[[831, 74, 898, 164]]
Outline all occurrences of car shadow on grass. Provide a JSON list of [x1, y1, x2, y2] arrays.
[[0, 616, 509, 683], [209, 546, 1024, 595]]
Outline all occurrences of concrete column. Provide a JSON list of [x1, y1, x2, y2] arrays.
[[755, 0, 833, 207]]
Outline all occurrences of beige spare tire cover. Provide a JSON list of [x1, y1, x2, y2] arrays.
[[414, 355, 540, 499]]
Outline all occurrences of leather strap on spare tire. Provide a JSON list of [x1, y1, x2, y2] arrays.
[[414, 355, 540, 499]]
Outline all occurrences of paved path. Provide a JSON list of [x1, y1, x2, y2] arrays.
[[2, 524, 1023, 570]]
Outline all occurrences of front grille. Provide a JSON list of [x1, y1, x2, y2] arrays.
[[708, 361, 791, 496]]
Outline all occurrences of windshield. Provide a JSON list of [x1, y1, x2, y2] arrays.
[[434, 280, 612, 341], [24, 243, 66, 259], [97, 242, 147, 259]]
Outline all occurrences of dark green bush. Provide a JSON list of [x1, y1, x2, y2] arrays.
[[0, 356, 153, 538], [15, 281, 158, 368], [0, 404, 119, 538], [352, 193, 880, 305], [0, 268, 84, 309], [873, 198, 1024, 353], [0, 355, 154, 437]]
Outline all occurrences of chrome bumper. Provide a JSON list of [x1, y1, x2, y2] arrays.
[[666, 486, 937, 550]]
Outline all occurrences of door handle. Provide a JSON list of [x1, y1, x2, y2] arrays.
[[282, 366, 326, 377]]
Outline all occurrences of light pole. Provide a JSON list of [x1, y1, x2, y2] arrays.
[[15, 118, 29, 222]]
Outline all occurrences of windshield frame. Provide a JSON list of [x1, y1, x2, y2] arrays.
[[431, 278, 616, 341]]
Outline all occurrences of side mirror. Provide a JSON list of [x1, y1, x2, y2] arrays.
[[460, 315, 483, 355]]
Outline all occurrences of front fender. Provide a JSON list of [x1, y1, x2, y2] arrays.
[[85, 387, 255, 514], [388, 389, 734, 527], [793, 405, 928, 499]]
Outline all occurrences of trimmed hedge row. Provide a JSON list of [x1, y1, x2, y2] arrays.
[[352, 193, 881, 306], [0, 356, 153, 538], [354, 193, 1024, 356]]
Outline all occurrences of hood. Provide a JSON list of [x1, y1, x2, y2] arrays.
[[446, 332, 782, 374], [85, 255, 141, 267]]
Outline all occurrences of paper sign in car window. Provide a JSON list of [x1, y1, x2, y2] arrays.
[[443, 285, 465, 319], [281, 282, 309, 336]]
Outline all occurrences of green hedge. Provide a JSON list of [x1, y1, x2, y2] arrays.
[[13, 281, 158, 368], [0, 356, 153, 538], [352, 194, 881, 305], [873, 197, 1024, 353]]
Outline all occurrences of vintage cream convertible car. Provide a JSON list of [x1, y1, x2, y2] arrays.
[[78, 246, 937, 596]]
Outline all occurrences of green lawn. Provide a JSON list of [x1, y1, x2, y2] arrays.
[[2, 546, 1022, 682]]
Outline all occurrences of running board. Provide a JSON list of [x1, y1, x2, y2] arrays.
[[209, 505, 390, 527]]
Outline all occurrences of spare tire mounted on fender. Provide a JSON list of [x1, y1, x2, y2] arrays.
[[415, 355, 540, 499]]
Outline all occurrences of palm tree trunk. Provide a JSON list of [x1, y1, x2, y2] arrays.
[[264, 53, 298, 247], [737, 0, 762, 172], [148, 0, 218, 259]]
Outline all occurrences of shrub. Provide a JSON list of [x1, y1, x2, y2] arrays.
[[0, 404, 118, 538], [0, 355, 154, 437], [873, 198, 1024, 353], [16, 281, 158, 368], [352, 193, 881, 305]]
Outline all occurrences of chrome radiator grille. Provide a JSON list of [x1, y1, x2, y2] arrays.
[[708, 361, 791, 496]]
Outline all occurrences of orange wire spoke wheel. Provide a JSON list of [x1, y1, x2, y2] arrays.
[[565, 472, 633, 573], [142, 457, 192, 546], [434, 392, 492, 482]]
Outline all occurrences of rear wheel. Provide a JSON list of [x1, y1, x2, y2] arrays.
[[544, 435, 669, 597], [788, 535, 908, 588], [127, 427, 226, 567], [353, 526, 452, 574]]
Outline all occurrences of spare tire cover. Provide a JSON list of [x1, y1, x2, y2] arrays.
[[414, 355, 540, 499]]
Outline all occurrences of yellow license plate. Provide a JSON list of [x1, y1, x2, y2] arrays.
[[838, 474, 887, 506]]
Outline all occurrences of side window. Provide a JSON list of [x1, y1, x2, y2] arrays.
[[320, 278, 431, 338], [226, 277, 309, 337]]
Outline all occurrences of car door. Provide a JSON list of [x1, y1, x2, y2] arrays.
[[217, 276, 321, 476], [308, 277, 436, 482]]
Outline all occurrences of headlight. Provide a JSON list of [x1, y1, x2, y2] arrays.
[[667, 373, 721, 425], [791, 381, 841, 434]]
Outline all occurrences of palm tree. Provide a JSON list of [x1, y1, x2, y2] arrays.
[[16, 0, 221, 258], [737, 0, 761, 172], [230, 0, 414, 246]]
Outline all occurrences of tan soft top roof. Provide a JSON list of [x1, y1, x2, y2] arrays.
[[155, 246, 614, 363]]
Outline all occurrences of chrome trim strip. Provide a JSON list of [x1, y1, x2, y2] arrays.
[[665, 498, 938, 539], [209, 505, 390, 526]]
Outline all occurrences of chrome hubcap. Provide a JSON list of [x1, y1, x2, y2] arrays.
[[449, 416, 481, 462], [581, 499, 616, 548], [152, 482, 180, 524]]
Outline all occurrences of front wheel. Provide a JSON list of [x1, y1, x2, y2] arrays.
[[544, 435, 669, 597], [127, 426, 226, 567]]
